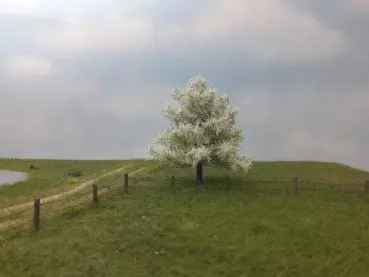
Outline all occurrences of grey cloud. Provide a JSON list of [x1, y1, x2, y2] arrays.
[[0, 4, 369, 171], [0, 0, 213, 25], [287, 0, 369, 54], [0, 68, 170, 159], [0, 13, 57, 58], [235, 88, 369, 170], [33, 0, 348, 62]]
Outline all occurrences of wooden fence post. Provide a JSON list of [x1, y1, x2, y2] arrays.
[[124, 173, 128, 194], [225, 174, 230, 192], [171, 176, 176, 190], [93, 184, 98, 203], [33, 198, 40, 231], [291, 177, 299, 195], [364, 181, 369, 193]]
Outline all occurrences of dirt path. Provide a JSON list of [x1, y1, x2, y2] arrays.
[[0, 163, 136, 217], [0, 165, 149, 232]]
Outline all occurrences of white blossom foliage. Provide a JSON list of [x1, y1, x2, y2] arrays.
[[149, 75, 253, 173]]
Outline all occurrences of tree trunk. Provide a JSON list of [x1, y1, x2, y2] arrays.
[[196, 161, 203, 185]]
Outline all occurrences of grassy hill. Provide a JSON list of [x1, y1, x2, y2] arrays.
[[1, 161, 369, 277]]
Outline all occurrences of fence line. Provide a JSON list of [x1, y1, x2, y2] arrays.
[[0, 163, 136, 218], [1, 171, 369, 235], [33, 173, 131, 232], [0, 172, 133, 235]]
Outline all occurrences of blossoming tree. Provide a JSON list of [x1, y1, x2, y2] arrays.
[[149, 75, 252, 184]]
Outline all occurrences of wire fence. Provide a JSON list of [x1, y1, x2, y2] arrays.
[[1, 169, 369, 237], [0, 172, 130, 237], [243, 179, 366, 193]]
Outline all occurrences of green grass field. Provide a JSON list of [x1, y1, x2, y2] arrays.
[[0, 159, 135, 208], [1, 161, 369, 276]]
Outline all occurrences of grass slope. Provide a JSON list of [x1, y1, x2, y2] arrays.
[[1, 161, 369, 277], [0, 159, 137, 208]]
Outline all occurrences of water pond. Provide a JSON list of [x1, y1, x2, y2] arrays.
[[0, 170, 28, 186]]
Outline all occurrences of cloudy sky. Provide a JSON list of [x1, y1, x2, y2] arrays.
[[0, 0, 368, 170]]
